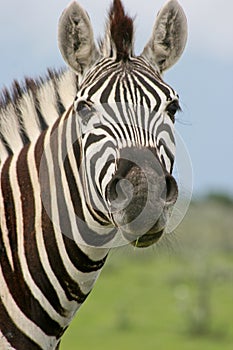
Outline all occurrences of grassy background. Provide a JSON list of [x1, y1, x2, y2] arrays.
[[60, 196, 233, 349]]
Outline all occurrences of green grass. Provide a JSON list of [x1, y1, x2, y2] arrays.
[[60, 198, 233, 349]]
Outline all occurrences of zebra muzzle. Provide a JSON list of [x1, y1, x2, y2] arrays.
[[106, 147, 178, 246]]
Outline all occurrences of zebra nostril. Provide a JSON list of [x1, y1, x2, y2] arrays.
[[108, 178, 120, 202], [108, 177, 133, 211], [165, 175, 178, 205]]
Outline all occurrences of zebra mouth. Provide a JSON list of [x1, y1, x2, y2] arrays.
[[124, 229, 164, 248]]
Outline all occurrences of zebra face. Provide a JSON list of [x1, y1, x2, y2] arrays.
[[58, 0, 188, 247], [74, 59, 179, 247]]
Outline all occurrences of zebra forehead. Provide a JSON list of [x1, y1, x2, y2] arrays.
[[78, 57, 175, 105]]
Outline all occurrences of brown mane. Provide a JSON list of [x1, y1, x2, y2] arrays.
[[109, 0, 134, 61]]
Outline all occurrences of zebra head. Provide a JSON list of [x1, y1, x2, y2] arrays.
[[58, 0, 188, 248]]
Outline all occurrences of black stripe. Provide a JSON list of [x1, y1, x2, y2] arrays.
[[16, 146, 66, 317], [87, 73, 113, 98], [1, 157, 17, 261], [124, 74, 136, 105], [65, 140, 111, 234], [134, 72, 158, 109], [101, 102, 126, 142], [0, 132, 13, 156], [25, 78, 48, 131], [115, 78, 132, 140], [62, 114, 109, 268], [99, 71, 118, 103], [12, 80, 31, 145], [0, 155, 62, 337], [48, 70, 66, 116], [158, 138, 174, 170], [136, 68, 172, 98], [40, 125, 88, 303], [87, 139, 115, 222], [71, 111, 82, 170], [155, 123, 175, 144], [82, 60, 119, 90], [0, 291, 42, 350], [35, 131, 87, 300], [62, 129, 117, 247], [84, 134, 106, 153]]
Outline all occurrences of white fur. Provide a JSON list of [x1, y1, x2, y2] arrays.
[[0, 330, 15, 350], [27, 144, 78, 313], [20, 91, 41, 139], [57, 69, 77, 110], [0, 264, 57, 349], [0, 69, 76, 165]]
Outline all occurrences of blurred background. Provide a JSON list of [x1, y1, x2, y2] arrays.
[[0, 1, 232, 349]]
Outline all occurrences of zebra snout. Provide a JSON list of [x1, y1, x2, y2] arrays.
[[106, 148, 178, 242], [107, 177, 134, 212], [108, 167, 178, 218]]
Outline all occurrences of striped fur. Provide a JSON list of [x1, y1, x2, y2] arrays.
[[0, 105, 109, 349], [0, 0, 187, 348], [0, 69, 77, 164]]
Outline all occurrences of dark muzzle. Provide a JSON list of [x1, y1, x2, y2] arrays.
[[106, 147, 178, 247]]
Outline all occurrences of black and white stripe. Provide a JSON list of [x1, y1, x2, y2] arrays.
[[0, 0, 188, 348], [0, 69, 77, 165], [0, 63, 177, 348]]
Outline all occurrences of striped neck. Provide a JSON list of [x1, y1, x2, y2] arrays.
[[0, 105, 111, 348]]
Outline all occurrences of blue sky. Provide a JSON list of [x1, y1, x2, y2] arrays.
[[0, 0, 233, 196]]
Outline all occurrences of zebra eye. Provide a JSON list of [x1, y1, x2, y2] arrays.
[[166, 100, 181, 122], [76, 100, 95, 123]]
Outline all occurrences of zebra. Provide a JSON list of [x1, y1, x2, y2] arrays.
[[0, 0, 187, 349]]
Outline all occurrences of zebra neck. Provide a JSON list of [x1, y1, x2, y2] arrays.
[[0, 122, 109, 349]]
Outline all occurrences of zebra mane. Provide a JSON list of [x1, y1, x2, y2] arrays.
[[0, 69, 59, 111], [100, 0, 134, 61], [0, 68, 77, 164], [109, 0, 134, 61]]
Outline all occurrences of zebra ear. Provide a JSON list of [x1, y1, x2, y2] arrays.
[[58, 1, 99, 74], [141, 0, 187, 73]]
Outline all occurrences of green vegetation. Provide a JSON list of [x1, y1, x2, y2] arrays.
[[61, 195, 233, 349]]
